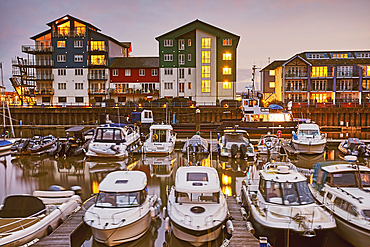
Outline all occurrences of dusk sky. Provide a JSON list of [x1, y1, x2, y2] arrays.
[[1, 0, 369, 92]]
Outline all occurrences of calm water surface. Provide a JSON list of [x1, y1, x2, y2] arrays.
[[0, 148, 363, 247]]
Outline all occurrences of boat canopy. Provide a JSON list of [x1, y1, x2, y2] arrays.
[[150, 124, 173, 131], [175, 166, 220, 193], [99, 171, 147, 192], [0, 195, 45, 218]]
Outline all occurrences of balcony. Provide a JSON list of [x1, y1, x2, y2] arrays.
[[88, 73, 107, 81], [336, 71, 360, 78], [89, 89, 107, 95], [23, 88, 54, 96], [109, 89, 159, 95], [285, 72, 308, 78], [336, 85, 359, 92], [22, 45, 54, 54], [53, 28, 86, 38], [311, 71, 334, 78], [285, 86, 307, 92], [87, 45, 108, 53], [33, 74, 54, 81], [87, 59, 107, 67], [12, 58, 54, 67], [311, 86, 334, 92]]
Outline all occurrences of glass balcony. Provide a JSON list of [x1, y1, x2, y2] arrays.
[[285, 72, 308, 78], [87, 59, 107, 67], [53, 28, 86, 38], [336, 71, 360, 78], [88, 89, 107, 95], [22, 45, 54, 53], [87, 45, 108, 53]]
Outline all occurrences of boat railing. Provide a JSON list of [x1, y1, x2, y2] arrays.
[[204, 202, 227, 226], [263, 162, 297, 173], [85, 210, 101, 225], [168, 200, 193, 225], [111, 207, 142, 224]]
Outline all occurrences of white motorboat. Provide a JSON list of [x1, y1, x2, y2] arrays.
[[143, 124, 176, 155], [338, 138, 370, 157], [309, 157, 370, 247], [86, 123, 141, 158], [256, 133, 281, 155], [292, 122, 326, 154], [218, 127, 255, 160], [84, 171, 161, 246], [241, 162, 336, 247], [0, 189, 81, 247], [166, 166, 231, 246]]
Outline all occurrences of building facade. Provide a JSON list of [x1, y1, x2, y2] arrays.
[[261, 51, 370, 106], [155, 20, 240, 105], [11, 15, 131, 106], [109, 57, 159, 103]]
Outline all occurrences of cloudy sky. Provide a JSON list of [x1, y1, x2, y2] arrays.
[[0, 0, 369, 92]]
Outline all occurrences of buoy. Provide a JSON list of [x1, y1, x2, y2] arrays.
[[246, 221, 255, 234], [226, 220, 234, 235], [240, 207, 248, 218], [150, 207, 155, 219], [165, 217, 170, 232]]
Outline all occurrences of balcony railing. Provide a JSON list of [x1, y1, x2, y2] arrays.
[[87, 45, 108, 53], [33, 74, 54, 81], [285, 87, 307, 92], [87, 59, 107, 67], [12, 58, 54, 67], [285, 72, 308, 77], [311, 71, 334, 78], [53, 28, 86, 38], [88, 73, 107, 80], [22, 45, 54, 53], [336, 71, 360, 77], [336, 85, 359, 92], [109, 89, 160, 95], [88, 89, 107, 95], [23, 88, 54, 95]]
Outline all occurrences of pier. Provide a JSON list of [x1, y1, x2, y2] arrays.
[[226, 196, 259, 247]]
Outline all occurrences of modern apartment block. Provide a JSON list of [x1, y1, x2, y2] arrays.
[[155, 20, 240, 105], [109, 57, 159, 103], [261, 51, 370, 106], [11, 14, 131, 106]]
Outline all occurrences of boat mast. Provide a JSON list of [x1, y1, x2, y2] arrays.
[[1, 62, 5, 129]]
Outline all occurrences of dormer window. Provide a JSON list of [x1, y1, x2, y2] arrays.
[[332, 53, 349, 59], [357, 53, 370, 58], [307, 53, 325, 59]]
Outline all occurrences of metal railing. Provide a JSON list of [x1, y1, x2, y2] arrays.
[[53, 28, 86, 38], [22, 45, 54, 53], [109, 89, 159, 95], [336, 71, 360, 77], [87, 45, 108, 52], [88, 73, 107, 80], [88, 89, 107, 94], [285, 72, 308, 77], [87, 59, 107, 67]]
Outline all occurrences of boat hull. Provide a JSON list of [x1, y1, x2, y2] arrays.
[[333, 213, 370, 247], [292, 141, 326, 154]]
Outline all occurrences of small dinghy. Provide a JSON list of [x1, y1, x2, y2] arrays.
[[182, 134, 209, 155]]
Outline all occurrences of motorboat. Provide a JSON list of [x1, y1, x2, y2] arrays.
[[166, 166, 231, 246], [143, 123, 176, 155], [256, 132, 281, 155], [11, 135, 57, 156], [241, 162, 336, 247], [0, 188, 81, 247], [86, 123, 141, 159], [291, 122, 327, 154], [338, 138, 370, 157], [84, 171, 161, 246], [182, 134, 209, 155], [218, 127, 255, 160], [309, 156, 370, 247]]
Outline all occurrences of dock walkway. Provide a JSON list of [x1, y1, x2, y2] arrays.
[[33, 197, 95, 247], [226, 196, 259, 247]]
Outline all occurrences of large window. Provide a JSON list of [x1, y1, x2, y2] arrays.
[[363, 66, 370, 77], [363, 79, 370, 91], [202, 80, 210, 92], [164, 54, 173, 61], [164, 39, 173, 47], [90, 41, 105, 51], [90, 55, 105, 65], [202, 38, 211, 49], [202, 66, 210, 78], [57, 41, 65, 48], [202, 51, 210, 63], [312, 66, 328, 77], [223, 68, 231, 75]]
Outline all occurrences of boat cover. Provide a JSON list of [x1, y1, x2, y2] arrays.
[[0, 195, 45, 218], [65, 126, 84, 132]]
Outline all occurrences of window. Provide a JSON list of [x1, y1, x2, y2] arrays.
[[75, 69, 83, 76], [90, 55, 105, 65], [164, 54, 173, 61], [125, 69, 131, 76], [223, 38, 232, 46], [188, 68, 191, 75], [139, 69, 145, 76], [75, 83, 83, 90], [223, 67, 231, 75], [179, 82, 184, 93], [202, 38, 211, 49], [90, 41, 105, 51], [42, 97, 50, 103], [202, 51, 210, 63], [312, 66, 328, 77], [337, 66, 353, 77], [152, 69, 158, 76], [179, 39, 185, 50], [164, 68, 173, 75], [57, 55, 66, 62], [74, 55, 83, 62], [223, 81, 231, 89], [58, 69, 66, 76], [113, 69, 118, 76], [74, 40, 83, 48], [270, 82, 275, 88], [58, 83, 66, 90], [58, 97, 66, 103], [179, 54, 185, 65], [363, 79, 370, 90], [202, 66, 210, 78], [223, 53, 232, 60], [164, 82, 173, 89], [269, 70, 275, 76], [164, 39, 173, 47], [57, 41, 65, 48], [357, 53, 370, 58], [75, 97, 83, 103], [332, 53, 349, 59], [307, 53, 325, 59], [202, 80, 210, 92], [188, 39, 191, 47], [188, 82, 191, 89], [188, 54, 191, 61], [364, 66, 370, 77], [179, 68, 184, 79]]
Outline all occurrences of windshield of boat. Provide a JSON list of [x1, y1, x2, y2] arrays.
[[175, 191, 220, 204], [360, 171, 370, 187], [225, 133, 245, 143], [264, 180, 314, 205], [332, 172, 357, 187], [95, 128, 124, 142], [152, 129, 167, 143], [297, 130, 320, 136], [95, 190, 147, 208]]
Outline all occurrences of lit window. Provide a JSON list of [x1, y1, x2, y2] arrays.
[[164, 39, 173, 47], [270, 82, 275, 88], [202, 66, 210, 78], [58, 97, 66, 103], [74, 40, 83, 48], [113, 69, 118, 76], [202, 80, 210, 92], [179, 54, 185, 65], [269, 70, 275, 76], [164, 54, 173, 61], [75, 97, 84, 103], [223, 81, 231, 89], [57, 55, 66, 62], [90, 55, 105, 65], [223, 53, 231, 60], [223, 68, 231, 75], [223, 39, 232, 46], [312, 66, 328, 77], [179, 39, 185, 50], [202, 38, 211, 49], [57, 41, 65, 48], [152, 69, 158, 76], [188, 54, 191, 61], [188, 39, 191, 46], [364, 66, 370, 77], [188, 82, 191, 89], [202, 51, 210, 63], [90, 41, 105, 51], [332, 53, 348, 59], [179, 82, 184, 93], [74, 55, 83, 62], [125, 69, 131, 76], [139, 69, 145, 76]]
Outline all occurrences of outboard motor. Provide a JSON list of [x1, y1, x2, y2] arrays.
[[231, 144, 238, 158], [240, 144, 247, 159]]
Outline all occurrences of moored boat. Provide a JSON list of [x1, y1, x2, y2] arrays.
[[143, 123, 176, 155], [338, 138, 370, 157], [218, 127, 255, 160], [182, 134, 209, 155], [292, 122, 327, 154]]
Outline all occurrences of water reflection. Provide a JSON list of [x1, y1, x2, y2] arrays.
[[0, 148, 357, 247]]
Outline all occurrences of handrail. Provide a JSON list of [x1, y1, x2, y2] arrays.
[[85, 210, 101, 225], [0, 209, 47, 234]]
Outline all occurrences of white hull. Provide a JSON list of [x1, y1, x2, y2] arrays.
[[292, 140, 326, 154], [334, 212, 370, 247], [143, 142, 175, 155]]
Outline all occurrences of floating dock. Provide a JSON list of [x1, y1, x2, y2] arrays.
[[226, 196, 259, 247]]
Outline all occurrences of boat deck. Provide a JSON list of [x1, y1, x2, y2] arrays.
[[226, 196, 259, 247]]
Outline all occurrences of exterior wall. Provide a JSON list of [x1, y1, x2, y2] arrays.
[[111, 68, 159, 83], [275, 67, 283, 102], [108, 40, 126, 58]]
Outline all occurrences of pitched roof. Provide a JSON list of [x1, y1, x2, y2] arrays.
[[46, 14, 100, 31], [30, 29, 51, 40], [110, 57, 159, 68], [261, 60, 285, 71]]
